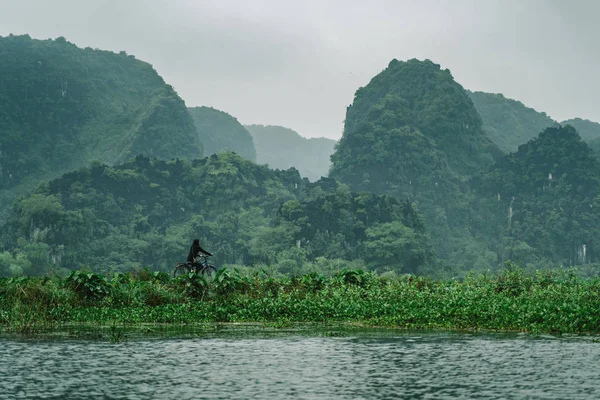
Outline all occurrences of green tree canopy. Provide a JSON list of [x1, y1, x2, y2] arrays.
[[0, 153, 432, 275]]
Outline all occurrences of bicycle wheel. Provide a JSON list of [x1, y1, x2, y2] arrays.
[[173, 263, 192, 278], [201, 265, 217, 276]]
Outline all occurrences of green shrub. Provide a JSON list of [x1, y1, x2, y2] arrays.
[[213, 268, 249, 297], [300, 272, 326, 292], [65, 270, 110, 301], [176, 272, 208, 299], [335, 269, 367, 286]]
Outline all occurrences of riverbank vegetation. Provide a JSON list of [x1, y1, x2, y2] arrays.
[[1, 263, 599, 336]]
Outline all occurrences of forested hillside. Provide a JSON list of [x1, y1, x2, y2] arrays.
[[245, 125, 336, 181], [471, 125, 600, 268], [330, 59, 500, 270], [0, 34, 201, 219], [188, 106, 256, 161], [468, 91, 557, 152], [561, 118, 600, 142], [0, 153, 432, 276], [589, 137, 600, 158]]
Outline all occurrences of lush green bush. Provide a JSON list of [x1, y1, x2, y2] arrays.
[[65, 270, 111, 301]]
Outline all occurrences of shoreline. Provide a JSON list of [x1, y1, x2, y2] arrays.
[[2, 321, 598, 341]]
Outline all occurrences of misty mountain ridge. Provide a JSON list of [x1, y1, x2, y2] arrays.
[[469, 91, 600, 153], [188, 106, 256, 161], [245, 124, 336, 181], [560, 118, 600, 142], [468, 91, 559, 153]]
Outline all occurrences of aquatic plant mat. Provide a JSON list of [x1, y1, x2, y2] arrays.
[[2, 266, 600, 337]]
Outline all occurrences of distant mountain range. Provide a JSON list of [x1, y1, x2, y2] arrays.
[[188, 106, 256, 162], [469, 91, 600, 153], [245, 124, 336, 181]]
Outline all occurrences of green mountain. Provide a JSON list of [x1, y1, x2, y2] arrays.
[[471, 125, 600, 267], [0, 34, 201, 219], [561, 118, 600, 142], [0, 153, 432, 276], [188, 106, 256, 161], [329, 59, 500, 269], [245, 125, 336, 181], [468, 91, 557, 153]]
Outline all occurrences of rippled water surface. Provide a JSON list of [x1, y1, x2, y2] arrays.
[[2, 327, 600, 399]]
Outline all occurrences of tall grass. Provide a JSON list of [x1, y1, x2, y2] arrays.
[[1, 265, 599, 335]]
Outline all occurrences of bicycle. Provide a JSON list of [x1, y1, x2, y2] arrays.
[[173, 255, 217, 278]]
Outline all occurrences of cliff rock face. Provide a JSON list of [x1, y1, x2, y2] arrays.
[[0, 35, 201, 217], [189, 106, 256, 161], [246, 124, 336, 181]]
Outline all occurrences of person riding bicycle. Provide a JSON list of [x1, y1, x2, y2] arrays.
[[187, 239, 213, 271]]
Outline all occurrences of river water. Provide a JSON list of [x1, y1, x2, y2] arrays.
[[1, 327, 599, 399]]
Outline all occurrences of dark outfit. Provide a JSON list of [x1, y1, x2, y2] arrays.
[[187, 242, 213, 264]]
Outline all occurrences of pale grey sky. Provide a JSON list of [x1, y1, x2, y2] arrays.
[[0, 0, 598, 139]]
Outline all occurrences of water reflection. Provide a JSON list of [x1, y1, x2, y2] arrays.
[[1, 331, 599, 399]]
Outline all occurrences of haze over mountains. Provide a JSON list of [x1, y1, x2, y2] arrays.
[[469, 92, 600, 153], [188, 106, 256, 162], [246, 125, 336, 181], [1, 34, 600, 277]]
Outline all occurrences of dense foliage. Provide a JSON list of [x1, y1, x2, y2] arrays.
[[188, 106, 256, 161], [589, 137, 600, 159], [246, 125, 336, 181], [0, 34, 201, 220], [469, 91, 557, 153], [0, 153, 431, 276], [2, 265, 600, 336], [329, 59, 501, 270], [471, 126, 600, 269]]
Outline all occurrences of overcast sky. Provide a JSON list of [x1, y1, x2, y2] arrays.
[[0, 0, 598, 139]]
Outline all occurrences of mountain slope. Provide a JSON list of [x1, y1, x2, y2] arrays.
[[329, 59, 500, 269], [471, 125, 600, 266], [245, 125, 336, 181], [561, 118, 600, 142], [468, 91, 557, 152], [188, 106, 256, 161], [0, 34, 201, 218]]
